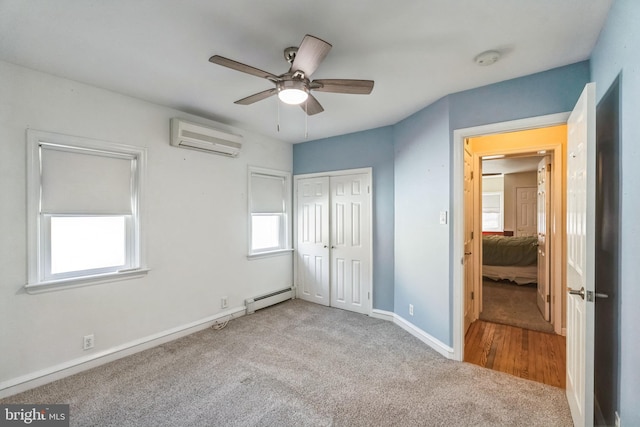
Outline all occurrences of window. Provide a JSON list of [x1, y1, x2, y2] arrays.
[[248, 167, 291, 257], [26, 130, 147, 292], [482, 192, 504, 231]]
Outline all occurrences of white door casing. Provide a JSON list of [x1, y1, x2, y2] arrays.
[[566, 83, 596, 427], [294, 169, 372, 315], [330, 173, 371, 314], [516, 187, 537, 236], [296, 176, 330, 306], [537, 157, 551, 321], [452, 112, 570, 362]]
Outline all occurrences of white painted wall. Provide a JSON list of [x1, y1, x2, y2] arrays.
[[0, 61, 292, 391]]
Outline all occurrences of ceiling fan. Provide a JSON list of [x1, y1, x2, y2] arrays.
[[209, 34, 374, 116]]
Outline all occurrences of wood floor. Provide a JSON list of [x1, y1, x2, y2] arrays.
[[465, 320, 566, 388]]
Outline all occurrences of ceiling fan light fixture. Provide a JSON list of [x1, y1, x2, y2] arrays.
[[277, 80, 309, 105]]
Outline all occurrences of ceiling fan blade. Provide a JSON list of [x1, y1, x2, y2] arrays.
[[312, 79, 374, 94], [234, 88, 277, 105], [300, 94, 324, 116], [209, 55, 280, 81], [291, 35, 332, 77]]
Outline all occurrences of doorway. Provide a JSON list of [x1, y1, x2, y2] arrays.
[[593, 77, 620, 427], [459, 124, 567, 387], [293, 168, 372, 315], [479, 153, 554, 333], [452, 113, 570, 362]]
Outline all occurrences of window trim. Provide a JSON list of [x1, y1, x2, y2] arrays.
[[26, 130, 148, 293], [247, 166, 292, 258]]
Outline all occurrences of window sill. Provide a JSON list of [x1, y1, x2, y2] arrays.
[[247, 248, 293, 260], [25, 268, 150, 294]]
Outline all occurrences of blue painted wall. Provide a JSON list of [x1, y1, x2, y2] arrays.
[[393, 97, 451, 343], [293, 126, 395, 311], [590, 0, 640, 424], [448, 61, 590, 131]]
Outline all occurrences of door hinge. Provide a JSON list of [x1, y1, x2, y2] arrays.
[[367, 185, 370, 194], [368, 291, 370, 300], [471, 291, 474, 300], [547, 294, 551, 303], [471, 231, 474, 240], [470, 171, 474, 180], [547, 163, 552, 172]]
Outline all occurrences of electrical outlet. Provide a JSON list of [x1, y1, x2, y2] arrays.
[[83, 334, 94, 350], [221, 297, 228, 309], [409, 304, 414, 316]]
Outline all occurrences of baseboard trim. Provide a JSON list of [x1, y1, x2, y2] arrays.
[[0, 306, 246, 399], [392, 315, 455, 359], [370, 309, 394, 322], [371, 309, 454, 359]]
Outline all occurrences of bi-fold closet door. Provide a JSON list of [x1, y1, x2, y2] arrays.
[[294, 170, 371, 315]]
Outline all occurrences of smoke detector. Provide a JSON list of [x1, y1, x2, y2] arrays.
[[474, 50, 501, 66]]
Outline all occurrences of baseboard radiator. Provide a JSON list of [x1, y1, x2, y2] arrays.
[[245, 286, 294, 314]]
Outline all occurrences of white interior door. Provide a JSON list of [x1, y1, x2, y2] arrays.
[[329, 173, 371, 315], [537, 157, 551, 321], [566, 83, 596, 427], [516, 187, 537, 236], [295, 170, 371, 315], [463, 140, 475, 333], [296, 177, 330, 306]]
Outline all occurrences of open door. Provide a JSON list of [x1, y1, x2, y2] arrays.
[[566, 83, 596, 427], [537, 157, 551, 321], [463, 139, 475, 333]]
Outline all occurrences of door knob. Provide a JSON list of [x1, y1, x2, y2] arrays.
[[323, 245, 328, 248], [567, 286, 585, 300], [464, 252, 472, 256]]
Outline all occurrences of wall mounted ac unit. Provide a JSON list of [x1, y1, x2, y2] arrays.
[[170, 118, 242, 157]]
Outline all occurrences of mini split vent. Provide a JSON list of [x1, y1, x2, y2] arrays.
[[170, 118, 243, 157]]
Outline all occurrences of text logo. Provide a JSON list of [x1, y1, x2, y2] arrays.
[[0, 405, 69, 427]]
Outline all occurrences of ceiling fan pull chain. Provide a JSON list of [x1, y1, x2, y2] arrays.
[[305, 101, 308, 139]]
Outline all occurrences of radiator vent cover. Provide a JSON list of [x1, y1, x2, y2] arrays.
[[245, 287, 294, 314]]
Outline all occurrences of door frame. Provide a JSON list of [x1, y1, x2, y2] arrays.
[[452, 113, 569, 361], [293, 167, 373, 316]]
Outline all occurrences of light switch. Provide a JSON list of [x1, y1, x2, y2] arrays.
[[439, 211, 448, 225]]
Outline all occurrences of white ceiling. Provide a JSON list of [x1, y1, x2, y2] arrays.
[[482, 156, 544, 175], [0, 1, 612, 143]]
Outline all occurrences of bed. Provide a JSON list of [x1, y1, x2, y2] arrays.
[[482, 234, 538, 285]]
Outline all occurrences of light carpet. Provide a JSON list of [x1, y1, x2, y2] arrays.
[[480, 279, 555, 333], [2, 299, 571, 426]]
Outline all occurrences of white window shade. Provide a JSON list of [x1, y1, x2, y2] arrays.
[[250, 173, 285, 213], [40, 145, 134, 214]]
